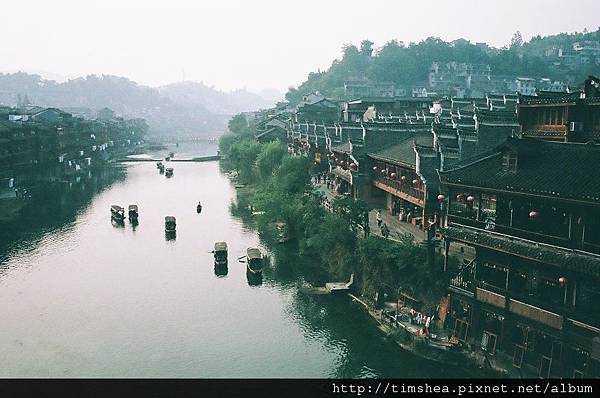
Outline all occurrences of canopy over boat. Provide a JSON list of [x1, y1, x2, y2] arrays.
[[214, 242, 227, 252], [166, 168, 174, 172], [247, 248, 262, 260], [128, 205, 138, 212], [111, 205, 124, 212], [165, 216, 176, 224]]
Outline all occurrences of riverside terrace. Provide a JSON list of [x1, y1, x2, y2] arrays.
[[438, 138, 600, 378]]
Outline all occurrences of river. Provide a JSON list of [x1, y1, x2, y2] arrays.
[[0, 142, 464, 378]]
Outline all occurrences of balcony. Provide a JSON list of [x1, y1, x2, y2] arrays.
[[332, 166, 352, 183], [509, 299, 563, 330], [447, 213, 572, 250], [476, 287, 506, 308], [373, 176, 424, 206], [442, 225, 600, 278]]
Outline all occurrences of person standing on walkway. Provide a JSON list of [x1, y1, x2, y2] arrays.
[[376, 210, 383, 228], [381, 223, 390, 239]]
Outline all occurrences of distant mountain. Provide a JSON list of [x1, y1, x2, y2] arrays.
[[158, 81, 279, 115], [0, 72, 273, 138]]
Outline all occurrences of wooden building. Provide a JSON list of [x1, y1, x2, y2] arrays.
[[518, 90, 600, 143], [439, 137, 600, 378]]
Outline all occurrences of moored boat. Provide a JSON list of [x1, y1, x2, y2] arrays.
[[246, 247, 263, 275], [110, 205, 125, 221], [128, 205, 139, 221], [165, 216, 176, 233], [165, 167, 174, 177], [214, 241, 227, 265], [197, 201, 203, 214]]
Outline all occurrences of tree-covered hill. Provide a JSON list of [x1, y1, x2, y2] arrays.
[[0, 73, 278, 138], [286, 28, 600, 103]]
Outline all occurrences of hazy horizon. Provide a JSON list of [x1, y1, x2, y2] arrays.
[[1, 0, 599, 93]]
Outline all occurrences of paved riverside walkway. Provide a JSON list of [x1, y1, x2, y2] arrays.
[[313, 182, 427, 243]]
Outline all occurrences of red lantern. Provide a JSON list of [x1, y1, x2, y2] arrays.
[[400, 175, 407, 182], [350, 163, 357, 170], [381, 168, 386, 174], [456, 194, 464, 201], [529, 211, 539, 219], [437, 194, 446, 202], [466, 195, 475, 202], [558, 276, 567, 287], [390, 172, 397, 178], [412, 179, 420, 186], [372, 166, 378, 171]]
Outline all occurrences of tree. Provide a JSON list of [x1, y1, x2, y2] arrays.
[[510, 31, 523, 49], [255, 141, 287, 181], [360, 40, 374, 57]]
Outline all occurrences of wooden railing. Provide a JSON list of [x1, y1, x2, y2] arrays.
[[373, 176, 424, 201], [447, 214, 573, 249]]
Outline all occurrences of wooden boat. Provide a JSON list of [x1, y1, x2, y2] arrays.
[[128, 205, 139, 221], [156, 161, 163, 169], [110, 205, 125, 221], [197, 202, 202, 214], [214, 241, 227, 265], [214, 262, 228, 277], [165, 167, 174, 177], [326, 274, 354, 293], [246, 247, 263, 275], [165, 216, 176, 232], [302, 274, 354, 295]]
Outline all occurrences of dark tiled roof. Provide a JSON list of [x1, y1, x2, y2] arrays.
[[519, 93, 579, 106], [443, 226, 600, 277], [440, 138, 600, 203], [368, 133, 434, 166]]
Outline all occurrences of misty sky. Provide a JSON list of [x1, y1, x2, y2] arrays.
[[1, 0, 599, 93]]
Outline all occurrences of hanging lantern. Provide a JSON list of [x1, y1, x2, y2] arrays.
[[437, 194, 446, 202], [372, 166, 378, 171], [381, 168, 386, 175], [456, 194, 464, 201], [412, 179, 420, 186], [350, 163, 357, 170], [529, 211, 539, 219], [466, 195, 475, 202], [390, 172, 397, 178], [558, 276, 567, 287], [400, 175, 407, 182]]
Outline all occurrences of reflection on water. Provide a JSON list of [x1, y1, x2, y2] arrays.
[[0, 155, 466, 378]]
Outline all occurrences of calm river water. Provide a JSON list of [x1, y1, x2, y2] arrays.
[[0, 142, 463, 378]]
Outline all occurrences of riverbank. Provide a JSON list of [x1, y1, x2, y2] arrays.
[[218, 124, 512, 378], [0, 197, 27, 222]]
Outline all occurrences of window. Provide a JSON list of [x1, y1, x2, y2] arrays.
[[502, 151, 517, 173], [577, 281, 600, 314], [537, 277, 564, 305], [481, 194, 497, 228], [479, 262, 508, 290]]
